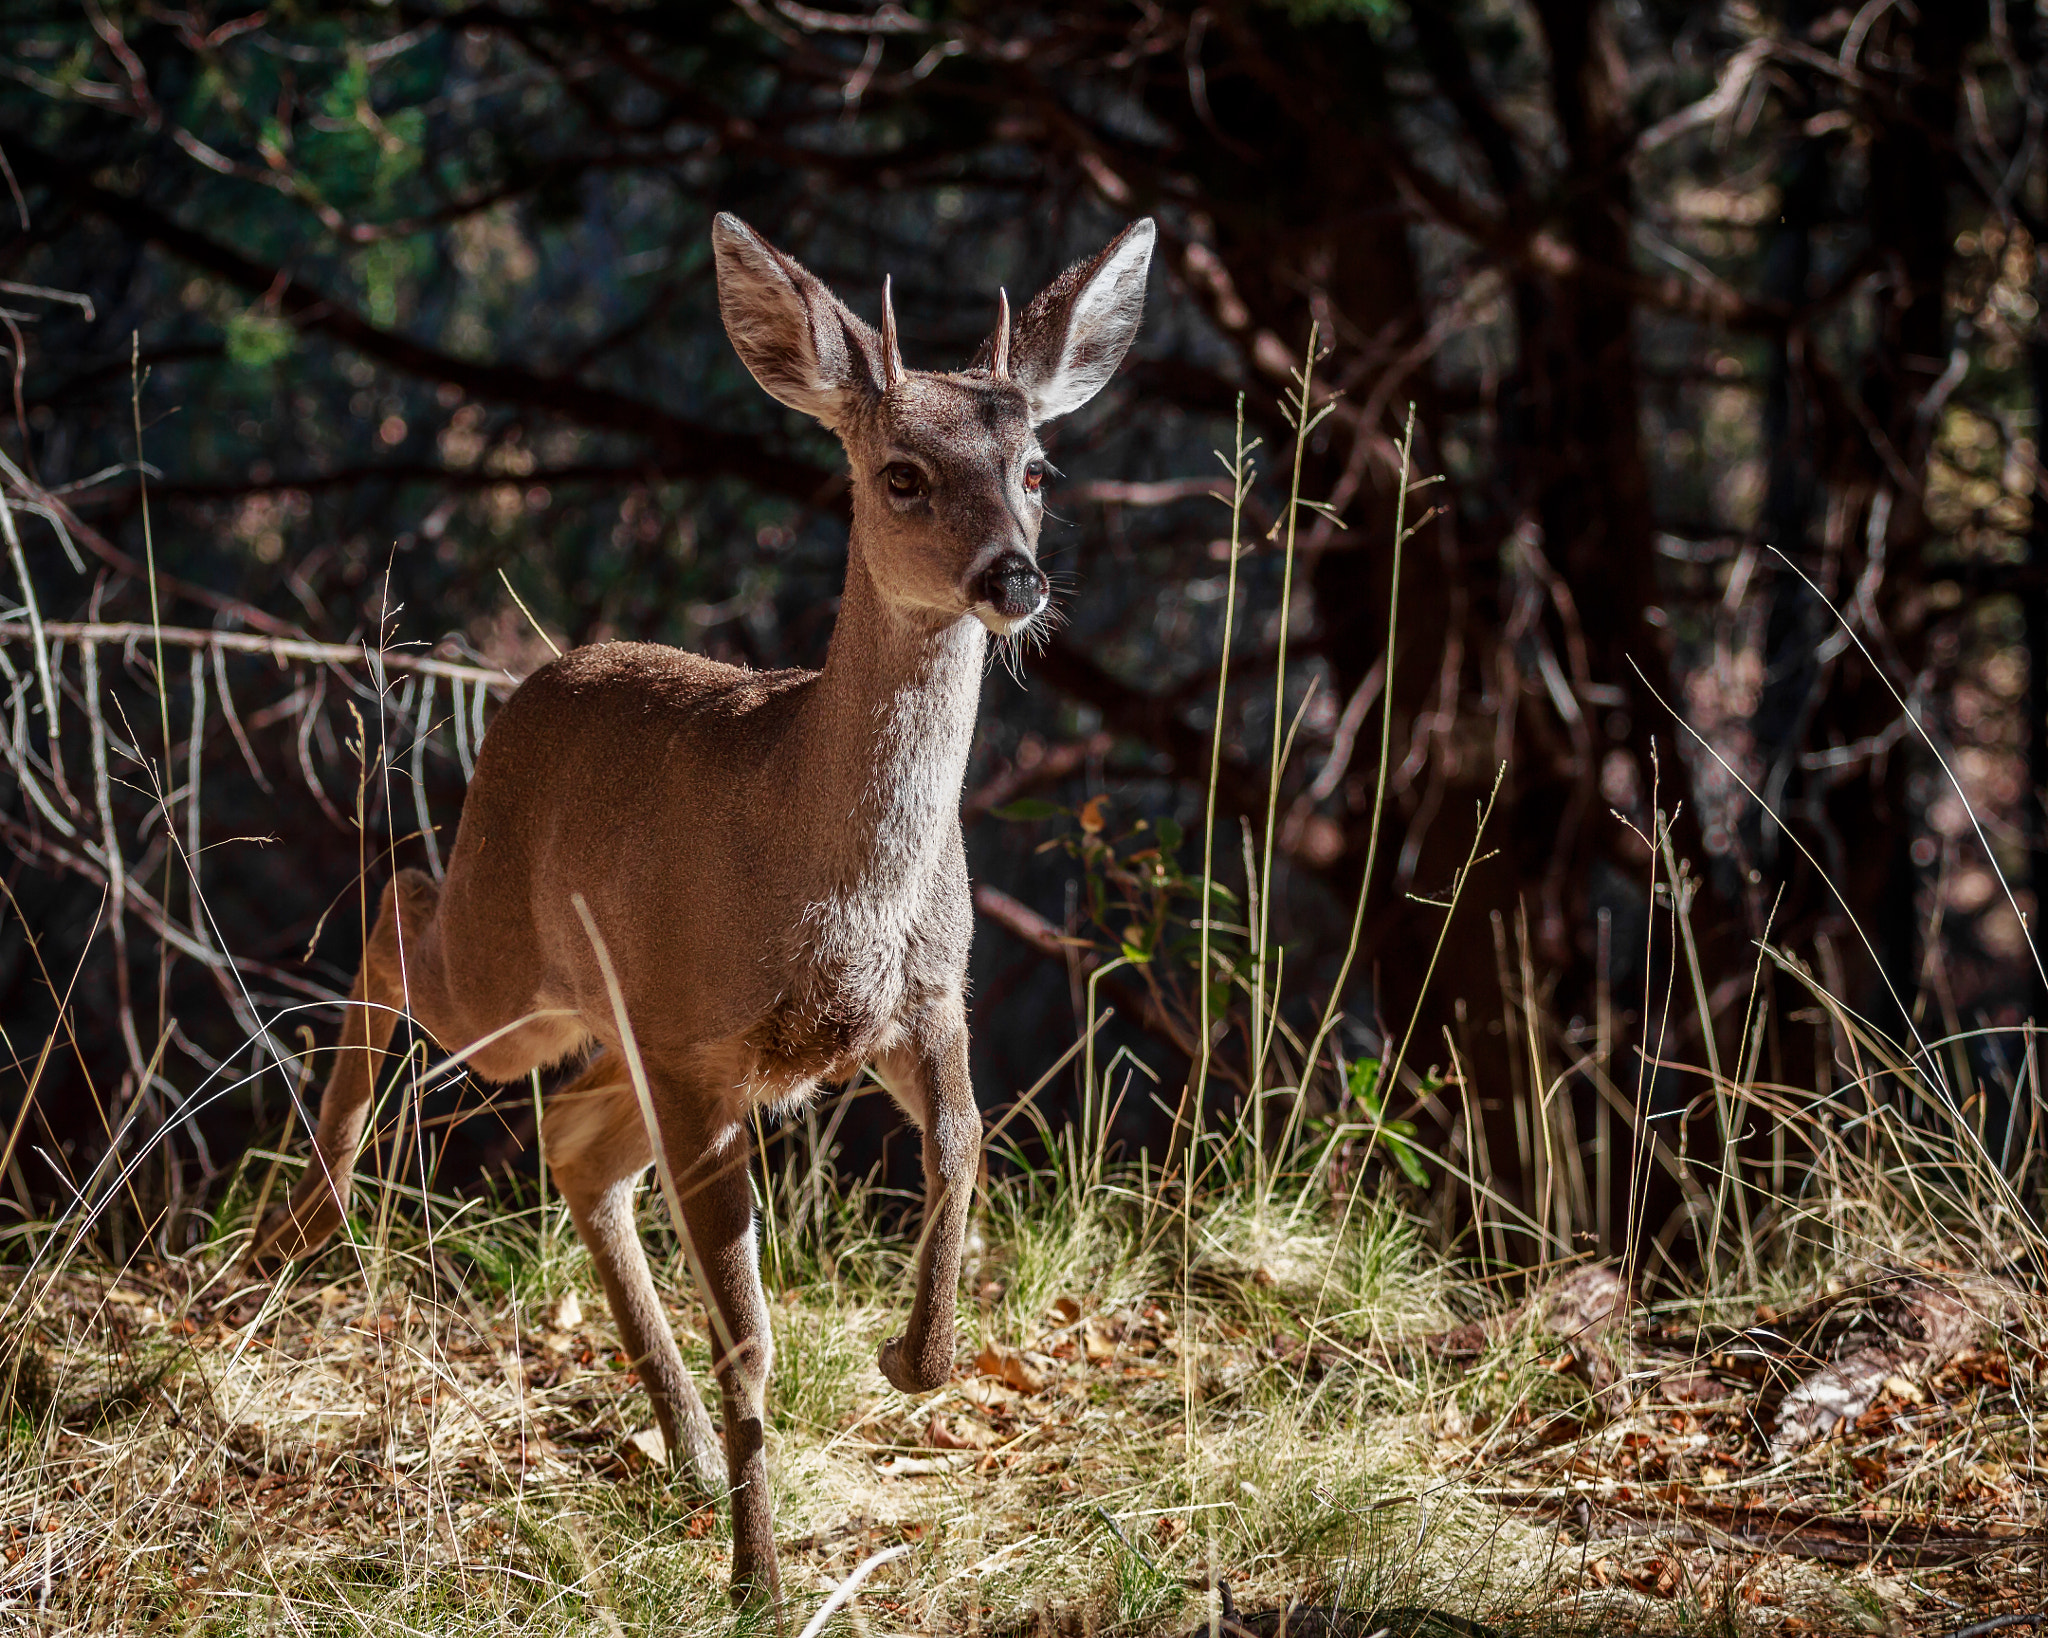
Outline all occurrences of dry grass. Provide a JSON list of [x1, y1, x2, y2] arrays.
[[2, 349, 2045, 1637], [1, 1129, 2042, 1636]]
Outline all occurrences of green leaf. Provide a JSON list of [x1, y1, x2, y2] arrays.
[[1119, 940, 1153, 965], [225, 311, 294, 370], [1344, 1058, 1427, 1185], [1385, 1132, 1430, 1188], [991, 798, 1061, 822], [1154, 815, 1183, 852]]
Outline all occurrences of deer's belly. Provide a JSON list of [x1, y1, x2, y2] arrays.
[[743, 979, 903, 1094]]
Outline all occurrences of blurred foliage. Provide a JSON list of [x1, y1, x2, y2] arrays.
[[1, 0, 2044, 1254]]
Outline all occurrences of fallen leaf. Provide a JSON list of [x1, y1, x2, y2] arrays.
[[976, 1341, 1050, 1394], [926, 1410, 992, 1451], [1048, 1296, 1081, 1326], [549, 1292, 583, 1331], [619, 1426, 667, 1472], [958, 1374, 1019, 1408]]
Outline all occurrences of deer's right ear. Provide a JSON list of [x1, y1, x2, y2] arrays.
[[712, 214, 888, 428]]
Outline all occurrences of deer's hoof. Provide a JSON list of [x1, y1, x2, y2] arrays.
[[727, 1552, 782, 1618], [673, 1431, 726, 1503], [244, 1201, 342, 1272], [877, 1334, 947, 1395]]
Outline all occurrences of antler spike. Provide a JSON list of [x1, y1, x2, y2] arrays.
[[880, 273, 903, 389], [992, 287, 1012, 382]]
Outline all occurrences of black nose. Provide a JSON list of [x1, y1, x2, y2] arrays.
[[978, 551, 1048, 620]]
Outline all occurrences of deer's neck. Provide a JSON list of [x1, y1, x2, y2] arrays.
[[788, 546, 986, 897]]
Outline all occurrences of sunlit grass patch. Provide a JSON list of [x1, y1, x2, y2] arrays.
[[0, 334, 2041, 1638], [2, 1099, 2044, 1635], [0, 1158, 1499, 1635]]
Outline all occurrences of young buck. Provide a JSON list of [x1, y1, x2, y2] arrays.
[[248, 213, 1155, 1605]]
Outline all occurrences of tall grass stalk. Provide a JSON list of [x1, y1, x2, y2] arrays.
[[5, 337, 2047, 1636], [571, 893, 733, 1368], [130, 335, 181, 1202], [1249, 328, 1328, 1207], [1178, 395, 1255, 1457], [1293, 405, 1428, 1139]]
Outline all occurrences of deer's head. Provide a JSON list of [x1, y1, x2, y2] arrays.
[[712, 214, 1155, 637]]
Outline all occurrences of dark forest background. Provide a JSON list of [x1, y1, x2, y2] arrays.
[[2, 0, 2044, 1261]]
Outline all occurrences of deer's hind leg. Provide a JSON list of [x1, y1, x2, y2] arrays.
[[250, 870, 456, 1264], [541, 1054, 724, 1496]]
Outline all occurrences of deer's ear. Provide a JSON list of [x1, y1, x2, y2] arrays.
[[712, 214, 887, 427], [1007, 219, 1155, 424]]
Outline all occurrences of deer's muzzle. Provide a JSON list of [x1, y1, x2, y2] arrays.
[[976, 552, 1048, 623]]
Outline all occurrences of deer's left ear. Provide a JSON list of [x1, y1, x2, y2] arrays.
[[1004, 219, 1155, 424]]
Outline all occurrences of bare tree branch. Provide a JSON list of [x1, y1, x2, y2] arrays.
[[5, 141, 844, 511]]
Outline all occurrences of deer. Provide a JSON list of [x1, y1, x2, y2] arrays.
[[245, 212, 1156, 1608]]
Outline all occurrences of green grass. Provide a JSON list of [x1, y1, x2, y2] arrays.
[[1, 348, 2043, 1636], [1, 1105, 2040, 1636]]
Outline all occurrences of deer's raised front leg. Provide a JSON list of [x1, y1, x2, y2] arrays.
[[874, 995, 979, 1394]]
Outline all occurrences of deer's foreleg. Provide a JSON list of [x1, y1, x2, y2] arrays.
[[669, 1117, 780, 1609], [875, 997, 978, 1394], [541, 1055, 724, 1497]]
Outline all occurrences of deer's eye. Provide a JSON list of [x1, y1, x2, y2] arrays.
[[1023, 460, 1044, 493], [883, 462, 924, 497]]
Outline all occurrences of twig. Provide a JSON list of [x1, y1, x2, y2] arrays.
[[1091, 1505, 1160, 1574], [794, 1542, 912, 1638], [972, 883, 1196, 1058], [1944, 1616, 2048, 1638], [0, 622, 517, 690]]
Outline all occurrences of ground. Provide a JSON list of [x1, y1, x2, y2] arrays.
[[1, 1168, 2041, 1636]]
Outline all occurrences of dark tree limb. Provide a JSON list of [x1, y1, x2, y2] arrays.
[[3, 139, 843, 511]]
